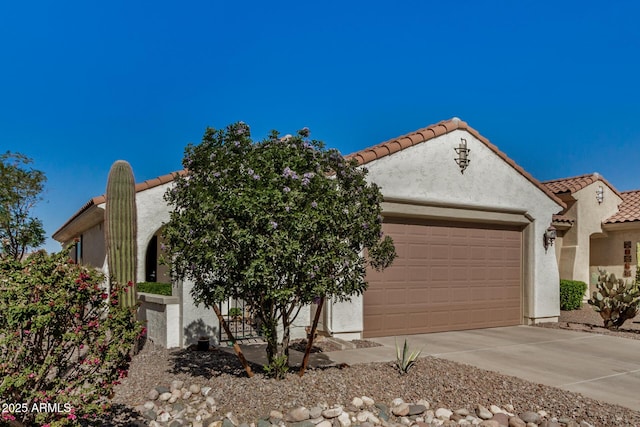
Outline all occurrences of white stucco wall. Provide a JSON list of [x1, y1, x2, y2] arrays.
[[330, 128, 564, 327], [136, 183, 173, 283]]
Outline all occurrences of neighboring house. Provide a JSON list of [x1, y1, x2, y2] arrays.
[[543, 174, 640, 291], [53, 118, 566, 347]]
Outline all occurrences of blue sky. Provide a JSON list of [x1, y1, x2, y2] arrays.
[[2, 1, 640, 253]]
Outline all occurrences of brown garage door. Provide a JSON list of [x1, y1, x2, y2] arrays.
[[364, 218, 522, 338]]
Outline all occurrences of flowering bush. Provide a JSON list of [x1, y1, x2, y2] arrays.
[[164, 122, 396, 374], [0, 248, 142, 426]]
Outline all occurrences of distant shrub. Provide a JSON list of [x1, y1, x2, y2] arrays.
[[560, 279, 587, 310], [228, 307, 243, 318], [137, 282, 172, 296]]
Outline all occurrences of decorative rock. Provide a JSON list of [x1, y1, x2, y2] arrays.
[[148, 389, 160, 400], [479, 421, 500, 427], [391, 398, 404, 406], [392, 403, 410, 417], [408, 404, 427, 416], [182, 390, 192, 400], [226, 412, 240, 426], [539, 422, 561, 427], [504, 404, 515, 413], [375, 403, 389, 421], [351, 397, 363, 408], [169, 396, 178, 404], [158, 412, 171, 423], [190, 384, 202, 394], [399, 416, 412, 426], [538, 410, 548, 418], [171, 380, 184, 391], [454, 409, 470, 416], [322, 406, 343, 419], [435, 408, 453, 420], [416, 399, 430, 410], [362, 396, 375, 406], [155, 386, 170, 394], [143, 401, 156, 410], [491, 413, 508, 426], [508, 418, 526, 427], [143, 409, 158, 421], [201, 386, 213, 396], [519, 412, 540, 424], [490, 405, 504, 415], [287, 407, 311, 422], [159, 392, 172, 401], [476, 405, 493, 420], [172, 388, 183, 399], [309, 407, 322, 419], [337, 412, 351, 427], [257, 420, 270, 427], [317, 421, 332, 427], [269, 410, 283, 419], [206, 396, 217, 408]]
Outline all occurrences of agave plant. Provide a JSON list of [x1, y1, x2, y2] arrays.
[[394, 338, 422, 374], [588, 269, 640, 329]]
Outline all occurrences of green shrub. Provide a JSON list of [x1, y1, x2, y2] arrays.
[[137, 281, 172, 296], [228, 307, 243, 318], [560, 279, 587, 310], [0, 249, 142, 426]]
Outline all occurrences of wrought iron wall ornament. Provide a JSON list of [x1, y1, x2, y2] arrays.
[[454, 138, 470, 174], [543, 225, 557, 252], [596, 185, 604, 204]]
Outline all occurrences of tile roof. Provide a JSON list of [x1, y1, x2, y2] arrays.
[[605, 190, 640, 224], [52, 170, 185, 240], [542, 173, 622, 199], [55, 118, 568, 240], [345, 118, 565, 209], [552, 214, 575, 224]]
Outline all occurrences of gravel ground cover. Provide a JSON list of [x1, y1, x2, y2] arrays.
[[537, 304, 640, 340], [107, 323, 640, 427]]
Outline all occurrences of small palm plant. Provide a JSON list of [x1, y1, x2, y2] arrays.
[[395, 338, 422, 374]]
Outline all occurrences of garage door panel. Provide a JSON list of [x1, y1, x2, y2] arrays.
[[364, 220, 522, 338]]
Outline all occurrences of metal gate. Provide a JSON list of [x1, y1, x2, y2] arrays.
[[218, 298, 262, 343]]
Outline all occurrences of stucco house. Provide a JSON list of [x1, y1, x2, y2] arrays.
[[542, 174, 640, 291], [54, 118, 569, 347]]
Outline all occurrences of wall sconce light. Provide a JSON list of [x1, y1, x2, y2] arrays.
[[454, 138, 470, 174], [543, 225, 557, 252], [596, 185, 604, 204]]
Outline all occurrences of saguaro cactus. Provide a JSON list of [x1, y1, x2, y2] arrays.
[[105, 160, 138, 308]]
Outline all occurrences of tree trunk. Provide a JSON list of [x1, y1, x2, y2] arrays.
[[263, 317, 279, 366], [299, 296, 324, 377], [211, 303, 253, 378]]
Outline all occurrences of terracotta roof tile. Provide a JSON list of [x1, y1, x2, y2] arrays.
[[542, 173, 622, 199], [345, 118, 566, 209], [53, 170, 185, 239], [552, 214, 575, 224], [605, 190, 640, 223]]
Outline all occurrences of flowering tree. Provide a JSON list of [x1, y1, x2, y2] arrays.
[[163, 122, 396, 375], [0, 248, 142, 426]]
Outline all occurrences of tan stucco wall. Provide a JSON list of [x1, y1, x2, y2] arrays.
[[557, 181, 622, 285], [590, 225, 640, 288]]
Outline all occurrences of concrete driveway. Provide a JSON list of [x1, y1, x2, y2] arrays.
[[326, 326, 640, 411]]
